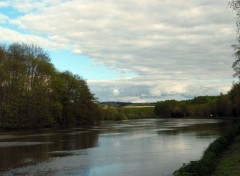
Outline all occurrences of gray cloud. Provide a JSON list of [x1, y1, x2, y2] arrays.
[[88, 77, 233, 102], [0, 0, 238, 102]]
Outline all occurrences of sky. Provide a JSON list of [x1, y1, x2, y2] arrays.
[[0, 0, 238, 102]]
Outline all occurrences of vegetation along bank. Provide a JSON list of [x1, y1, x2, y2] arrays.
[[174, 123, 240, 176]]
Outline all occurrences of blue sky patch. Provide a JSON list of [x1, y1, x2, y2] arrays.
[[49, 50, 136, 80]]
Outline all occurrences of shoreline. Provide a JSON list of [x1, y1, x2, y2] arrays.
[[173, 123, 240, 176], [0, 117, 236, 131], [211, 135, 240, 176]]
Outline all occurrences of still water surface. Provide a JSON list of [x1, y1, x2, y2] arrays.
[[0, 119, 233, 176]]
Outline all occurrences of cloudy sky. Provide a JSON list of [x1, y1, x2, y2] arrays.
[[0, 0, 238, 102]]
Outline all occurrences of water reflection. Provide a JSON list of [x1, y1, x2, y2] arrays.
[[0, 119, 234, 176], [0, 129, 99, 172], [157, 119, 232, 138]]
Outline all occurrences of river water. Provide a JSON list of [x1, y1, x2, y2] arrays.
[[0, 119, 233, 176]]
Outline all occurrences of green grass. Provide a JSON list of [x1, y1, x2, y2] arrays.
[[211, 136, 240, 176]]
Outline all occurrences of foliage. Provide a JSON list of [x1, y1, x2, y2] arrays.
[[228, 83, 240, 117], [174, 124, 240, 176], [0, 43, 100, 129], [154, 86, 240, 118], [100, 106, 156, 121], [229, 0, 240, 80], [100, 101, 155, 107], [120, 106, 156, 119]]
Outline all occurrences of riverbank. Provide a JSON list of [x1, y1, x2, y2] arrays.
[[211, 135, 240, 176], [174, 124, 240, 176]]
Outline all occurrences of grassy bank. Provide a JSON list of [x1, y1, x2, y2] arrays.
[[211, 135, 240, 176], [174, 123, 240, 176]]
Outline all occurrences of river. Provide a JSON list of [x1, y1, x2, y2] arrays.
[[0, 119, 233, 176]]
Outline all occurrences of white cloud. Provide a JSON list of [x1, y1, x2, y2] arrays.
[[8, 0, 66, 13], [0, 0, 238, 102], [0, 27, 66, 49], [112, 88, 120, 96], [0, 1, 9, 8]]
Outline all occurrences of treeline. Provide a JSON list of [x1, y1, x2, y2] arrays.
[[101, 106, 156, 121], [154, 84, 240, 118], [0, 43, 100, 129], [100, 101, 155, 107]]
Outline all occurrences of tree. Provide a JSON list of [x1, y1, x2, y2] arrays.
[[154, 100, 178, 117], [0, 43, 101, 129], [216, 94, 232, 117], [230, 0, 240, 79], [228, 83, 240, 117]]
